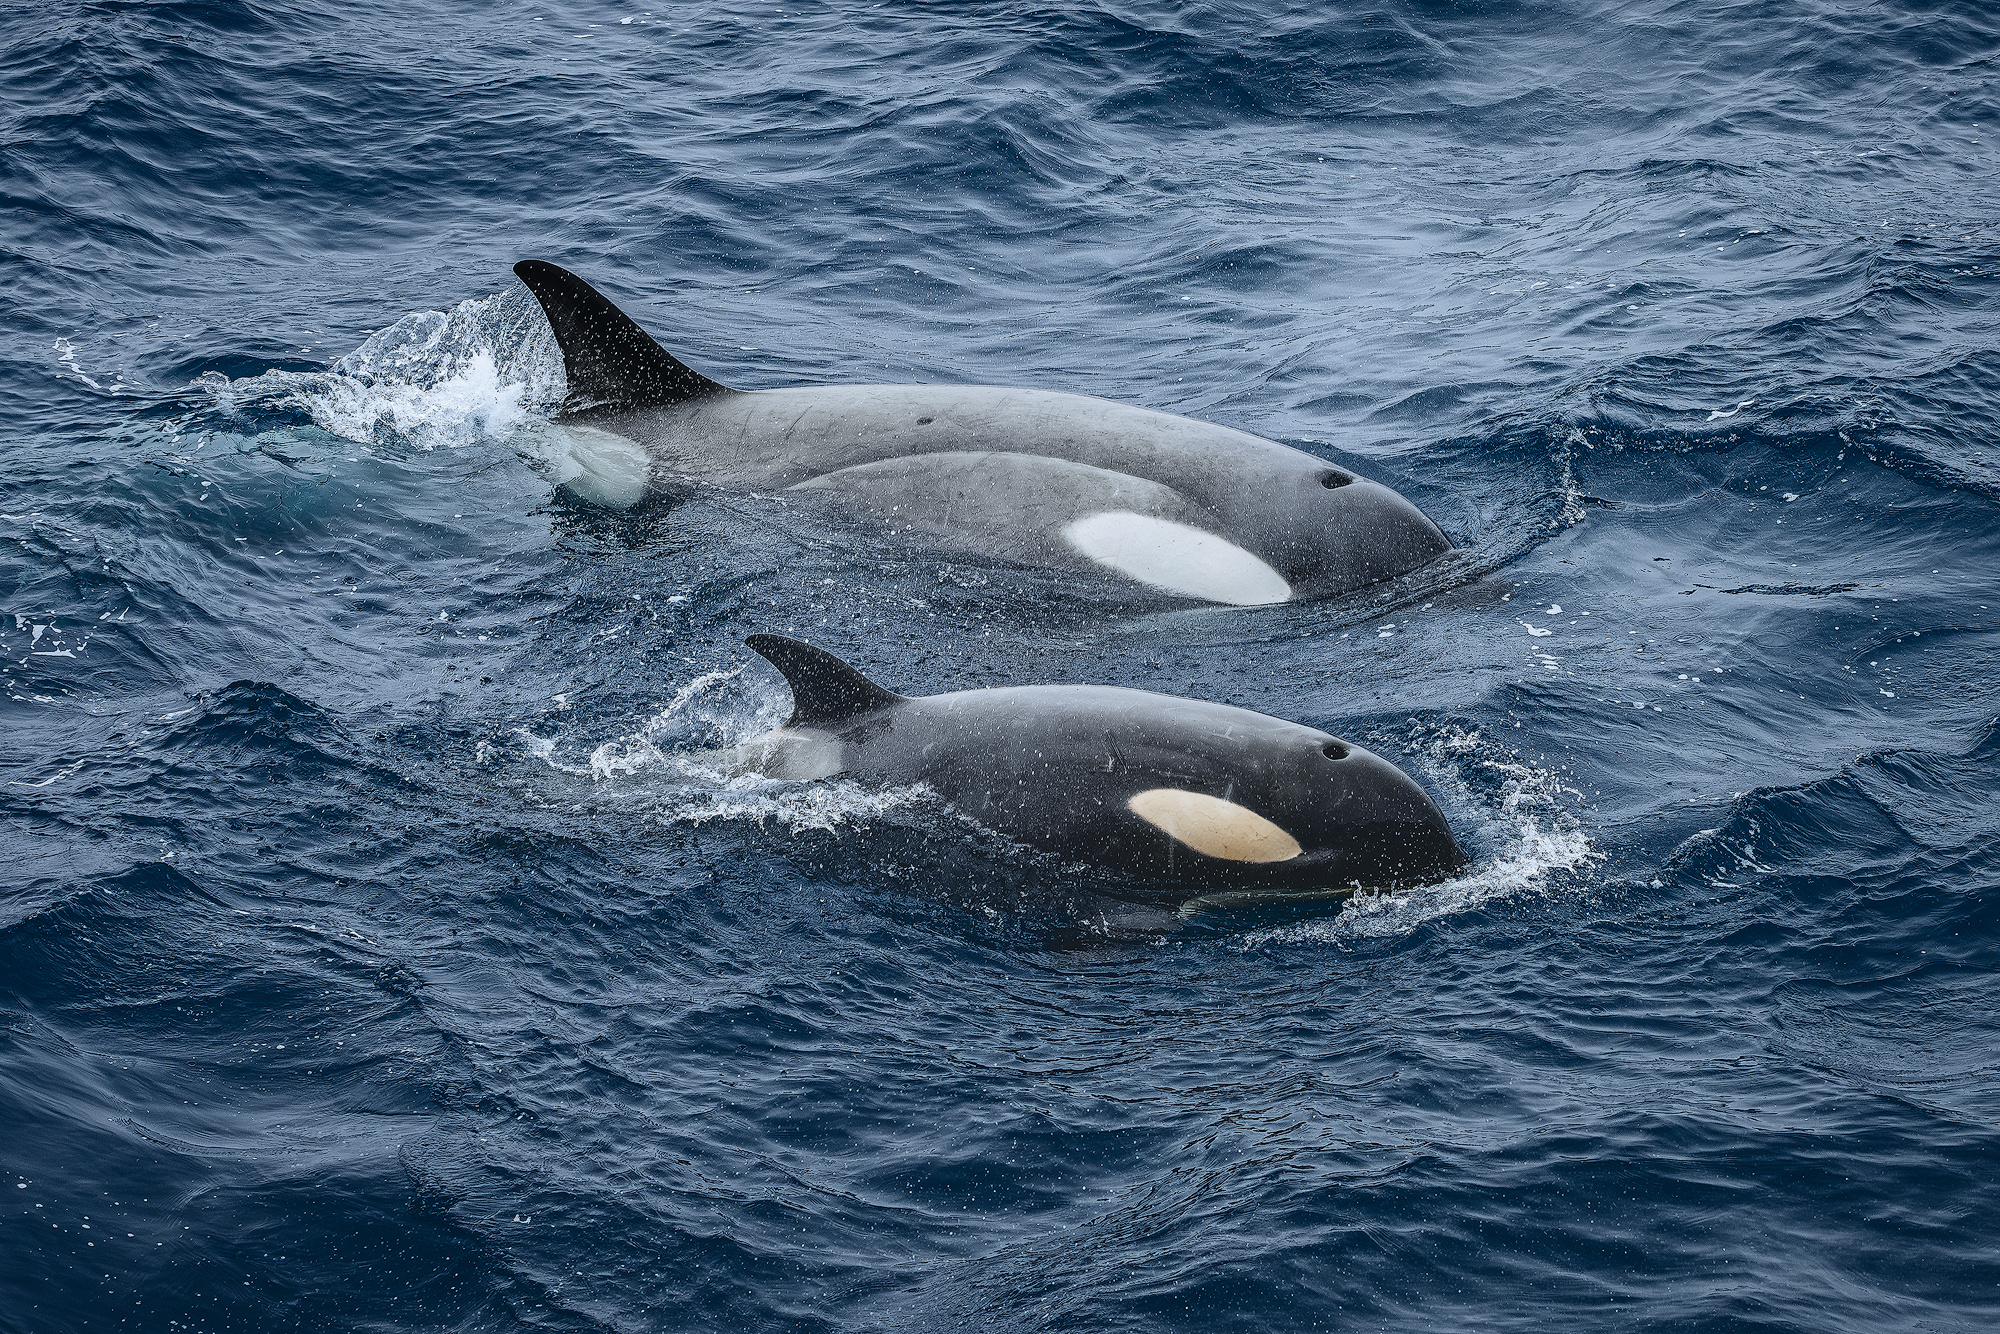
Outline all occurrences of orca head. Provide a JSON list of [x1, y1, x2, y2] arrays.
[[1123, 722, 1468, 891], [1285, 731, 1470, 887], [1055, 467, 1450, 608], [1268, 468, 1453, 599]]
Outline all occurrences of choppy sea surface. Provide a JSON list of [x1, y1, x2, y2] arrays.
[[6, 2, 2000, 1329]]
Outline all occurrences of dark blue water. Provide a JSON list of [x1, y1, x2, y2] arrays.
[[7, 1, 2000, 1329]]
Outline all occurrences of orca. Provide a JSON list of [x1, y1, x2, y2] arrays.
[[712, 635, 1469, 905], [514, 260, 1453, 606]]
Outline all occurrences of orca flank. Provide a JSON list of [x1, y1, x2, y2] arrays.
[[729, 635, 1470, 905]]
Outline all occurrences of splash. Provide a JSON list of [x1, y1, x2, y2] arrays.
[[1241, 722, 1599, 946], [207, 285, 567, 451], [676, 779, 938, 835], [511, 669, 772, 779], [1553, 426, 1588, 528], [306, 348, 532, 446], [503, 670, 934, 835], [589, 670, 754, 780]]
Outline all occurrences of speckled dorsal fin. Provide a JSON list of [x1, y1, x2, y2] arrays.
[[514, 259, 732, 416], [746, 635, 905, 729]]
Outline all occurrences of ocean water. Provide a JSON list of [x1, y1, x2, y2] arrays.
[[5, 1, 1999, 1329]]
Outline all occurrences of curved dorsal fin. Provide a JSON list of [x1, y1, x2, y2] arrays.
[[514, 260, 732, 416], [746, 635, 904, 728]]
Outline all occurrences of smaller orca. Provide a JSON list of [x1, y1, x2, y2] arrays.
[[716, 635, 1469, 906], [514, 260, 1454, 605]]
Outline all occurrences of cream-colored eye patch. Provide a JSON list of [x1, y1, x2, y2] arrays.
[[1126, 789, 1302, 863]]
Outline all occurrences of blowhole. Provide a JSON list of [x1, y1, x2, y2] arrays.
[[1321, 472, 1352, 489], [916, 417, 934, 425], [1322, 740, 1349, 759]]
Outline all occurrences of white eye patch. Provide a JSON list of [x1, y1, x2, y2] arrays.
[[1127, 788, 1302, 863], [1062, 511, 1291, 606]]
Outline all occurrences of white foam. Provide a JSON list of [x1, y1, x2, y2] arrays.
[[53, 337, 103, 390], [1240, 723, 1599, 946], [1061, 510, 1290, 606]]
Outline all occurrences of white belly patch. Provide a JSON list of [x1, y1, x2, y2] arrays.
[[1062, 511, 1290, 606], [1126, 788, 1303, 862]]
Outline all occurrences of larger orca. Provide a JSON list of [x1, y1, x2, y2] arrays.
[[514, 260, 1452, 606], [713, 634, 1469, 905]]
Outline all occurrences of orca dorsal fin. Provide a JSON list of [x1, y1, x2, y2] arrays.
[[746, 635, 904, 729], [514, 260, 732, 416]]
